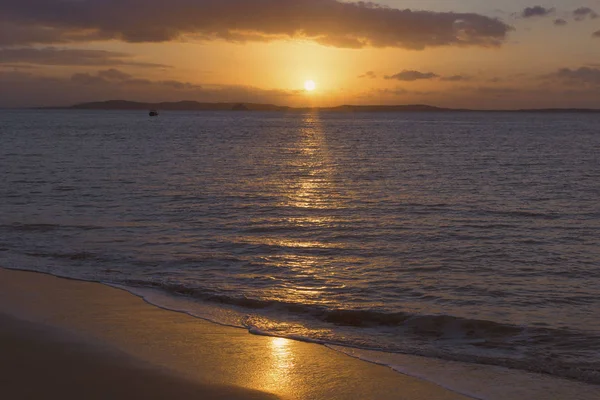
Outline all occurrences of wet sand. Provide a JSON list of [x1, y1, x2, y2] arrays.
[[0, 313, 278, 400], [0, 267, 469, 400]]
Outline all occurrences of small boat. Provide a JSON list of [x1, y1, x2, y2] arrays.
[[149, 110, 159, 117]]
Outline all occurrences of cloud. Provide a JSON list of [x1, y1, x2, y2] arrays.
[[0, 64, 38, 70], [521, 6, 554, 18], [382, 70, 471, 82], [384, 70, 439, 81], [0, 0, 510, 49], [0, 47, 170, 68], [440, 75, 471, 82], [552, 67, 600, 85], [378, 87, 435, 96], [553, 18, 568, 26], [0, 22, 101, 46], [573, 7, 598, 21], [593, 30, 600, 38], [97, 69, 132, 80], [358, 71, 377, 79]]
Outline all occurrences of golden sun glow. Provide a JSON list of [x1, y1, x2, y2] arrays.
[[304, 80, 316, 92]]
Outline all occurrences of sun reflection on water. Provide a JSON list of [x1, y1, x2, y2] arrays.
[[285, 112, 341, 211], [248, 112, 353, 308]]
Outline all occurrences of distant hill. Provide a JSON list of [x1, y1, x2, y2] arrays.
[[68, 100, 452, 112], [320, 104, 456, 112], [61, 100, 600, 113], [69, 100, 291, 111]]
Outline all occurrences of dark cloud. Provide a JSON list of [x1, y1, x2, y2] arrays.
[[553, 18, 568, 26], [358, 71, 377, 79], [521, 6, 554, 18], [593, 30, 600, 38], [573, 7, 598, 21], [384, 70, 439, 81], [553, 67, 600, 85], [0, 47, 170, 68], [0, 0, 510, 49], [440, 75, 471, 82]]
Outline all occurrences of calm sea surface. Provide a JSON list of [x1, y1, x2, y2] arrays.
[[1, 110, 599, 383]]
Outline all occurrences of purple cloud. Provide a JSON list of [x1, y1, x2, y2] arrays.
[[521, 6, 554, 18]]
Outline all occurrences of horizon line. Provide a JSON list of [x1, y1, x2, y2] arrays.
[[6, 99, 600, 113]]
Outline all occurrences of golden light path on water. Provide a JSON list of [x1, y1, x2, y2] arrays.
[[240, 112, 351, 342], [272, 112, 344, 307]]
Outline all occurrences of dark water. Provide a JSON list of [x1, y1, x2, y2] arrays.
[[1, 109, 599, 384]]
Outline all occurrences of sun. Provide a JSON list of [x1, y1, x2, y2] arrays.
[[304, 80, 316, 92]]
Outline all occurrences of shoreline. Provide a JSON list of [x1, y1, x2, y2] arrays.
[[1, 267, 599, 400], [2, 266, 599, 400], [0, 267, 472, 400]]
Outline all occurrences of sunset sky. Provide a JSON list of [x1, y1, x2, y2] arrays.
[[2, 0, 600, 109]]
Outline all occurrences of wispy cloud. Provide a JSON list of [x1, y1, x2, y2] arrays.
[[0, 0, 511, 49], [358, 71, 377, 79], [0, 69, 303, 107], [551, 67, 600, 85], [0, 47, 169, 68], [383, 70, 471, 82], [440, 75, 471, 82], [384, 70, 439, 81], [70, 70, 203, 89]]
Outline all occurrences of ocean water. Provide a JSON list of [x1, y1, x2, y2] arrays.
[[1, 109, 599, 387]]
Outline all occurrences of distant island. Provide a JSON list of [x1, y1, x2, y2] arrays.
[[48, 100, 600, 113]]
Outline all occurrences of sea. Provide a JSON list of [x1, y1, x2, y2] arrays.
[[1, 109, 599, 397]]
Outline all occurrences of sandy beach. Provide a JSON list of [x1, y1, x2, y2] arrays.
[[0, 267, 472, 400]]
